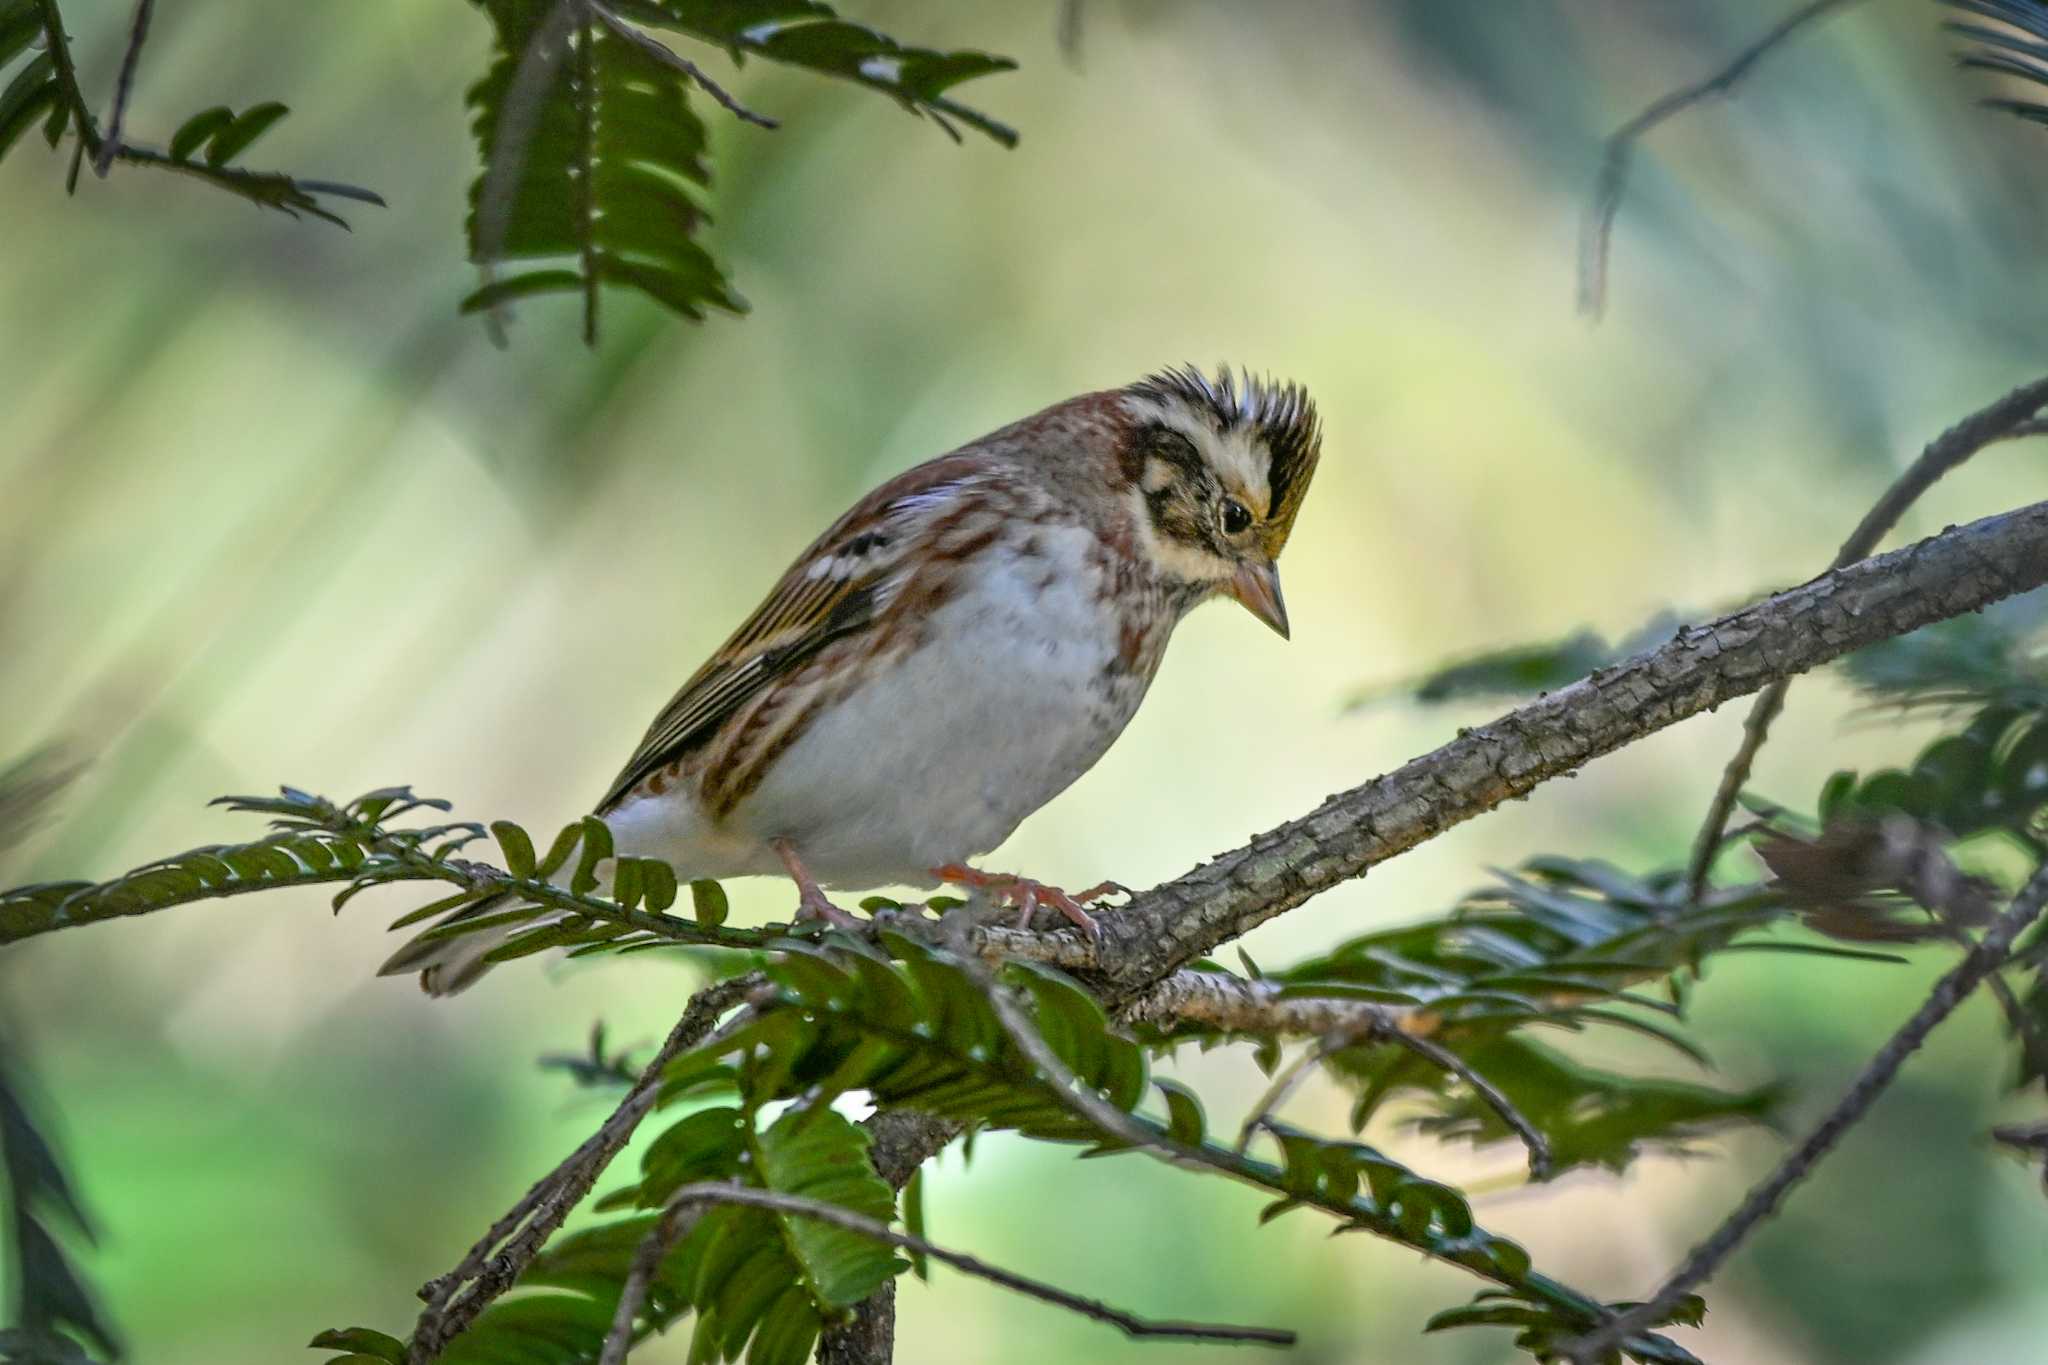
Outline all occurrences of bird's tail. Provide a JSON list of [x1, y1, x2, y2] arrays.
[[378, 892, 546, 996]]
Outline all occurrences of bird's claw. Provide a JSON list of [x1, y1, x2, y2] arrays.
[[927, 864, 1124, 940], [793, 885, 863, 930]]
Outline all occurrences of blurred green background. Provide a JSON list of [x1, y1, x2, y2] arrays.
[[6, 1, 2048, 1361]]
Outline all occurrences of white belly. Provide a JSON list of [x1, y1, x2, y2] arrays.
[[607, 525, 1158, 889]]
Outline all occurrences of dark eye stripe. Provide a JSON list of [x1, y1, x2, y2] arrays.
[[1148, 425, 1206, 478]]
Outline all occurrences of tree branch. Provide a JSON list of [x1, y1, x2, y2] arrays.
[[810, 497, 2048, 1358], [1088, 498, 2048, 999], [406, 973, 764, 1362], [1579, 0, 1865, 318], [605, 1183, 1296, 1358], [1562, 859, 2048, 1362], [1685, 373, 2048, 898]]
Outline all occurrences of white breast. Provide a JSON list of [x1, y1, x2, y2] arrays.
[[719, 522, 1156, 888]]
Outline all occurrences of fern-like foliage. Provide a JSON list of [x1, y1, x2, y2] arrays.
[[0, 787, 765, 955], [315, 935, 1707, 1362], [464, 0, 1014, 340], [1264, 855, 1853, 1019], [0, 0, 380, 224], [631, 937, 1703, 1362], [1945, 0, 2048, 124], [1178, 858, 1863, 1175], [632, 2, 1018, 146]]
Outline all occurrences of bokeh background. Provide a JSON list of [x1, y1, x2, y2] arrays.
[[6, 1, 2048, 1361]]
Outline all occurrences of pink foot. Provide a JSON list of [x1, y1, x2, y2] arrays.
[[929, 864, 1127, 940], [772, 838, 862, 930]]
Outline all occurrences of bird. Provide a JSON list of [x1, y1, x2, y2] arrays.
[[384, 365, 1322, 994]]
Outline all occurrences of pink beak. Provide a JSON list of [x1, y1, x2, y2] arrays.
[[1228, 560, 1290, 639]]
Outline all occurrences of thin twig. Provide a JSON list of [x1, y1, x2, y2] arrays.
[[97, 0, 155, 177], [588, 3, 778, 128], [1685, 373, 2048, 900], [1563, 860, 2048, 1362], [603, 1183, 1297, 1354], [1387, 1029, 1553, 1180], [1234, 1036, 1342, 1154], [1144, 979, 1555, 1175], [407, 973, 763, 1362], [1579, 0, 1864, 319], [598, 1198, 710, 1365]]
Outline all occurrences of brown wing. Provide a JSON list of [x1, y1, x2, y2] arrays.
[[593, 456, 984, 813]]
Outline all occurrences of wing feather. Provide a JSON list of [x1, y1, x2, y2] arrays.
[[594, 457, 982, 813]]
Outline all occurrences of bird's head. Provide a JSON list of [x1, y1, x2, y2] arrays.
[[1116, 365, 1322, 637]]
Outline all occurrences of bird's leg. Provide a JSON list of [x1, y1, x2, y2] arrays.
[[771, 837, 861, 930], [928, 864, 1126, 940]]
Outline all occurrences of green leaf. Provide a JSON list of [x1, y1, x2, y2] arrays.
[[0, 51, 54, 161], [491, 820, 538, 878], [308, 1326, 407, 1363], [168, 104, 233, 162], [0, 1, 41, 71], [534, 821, 585, 878], [642, 859, 678, 912], [635, 0, 1016, 142], [612, 856, 646, 910], [750, 1108, 904, 1308], [458, 270, 584, 315], [571, 815, 613, 895], [1154, 1078, 1207, 1145], [691, 879, 729, 927], [204, 100, 289, 167], [901, 1168, 929, 1282]]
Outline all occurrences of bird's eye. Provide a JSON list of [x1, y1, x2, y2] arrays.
[[1219, 498, 1253, 536]]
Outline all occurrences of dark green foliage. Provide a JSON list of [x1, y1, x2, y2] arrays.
[[0, 1047, 120, 1363], [167, 102, 289, 167], [0, 50, 57, 164], [463, 0, 1014, 340], [1181, 857, 1813, 1171], [1816, 705, 2048, 848], [1394, 1036, 1779, 1175], [686, 937, 1149, 1145], [636, 2, 1018, 146], [1268, 856, 1810, 1032], [463, 0, 744, 338], [0, 0, 380, 227], [1428, 1289, 1705, 1365], [331, 1108, 904, 1365], [3, 0, 1010, 336], [631, 936, 1702, 1362], [306, 1327, 405, 1363]]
